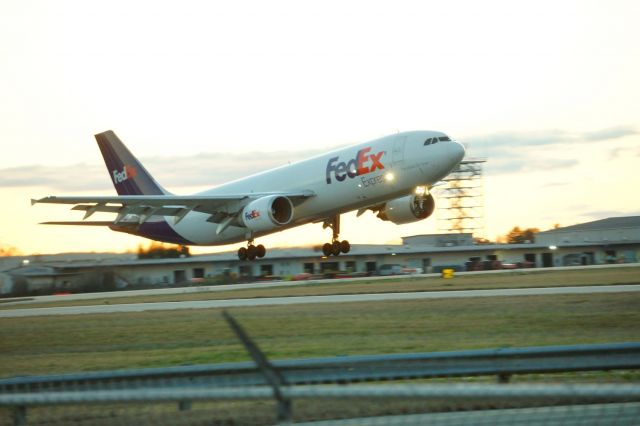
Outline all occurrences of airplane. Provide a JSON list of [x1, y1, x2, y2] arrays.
[[32, 130, 465, 260]]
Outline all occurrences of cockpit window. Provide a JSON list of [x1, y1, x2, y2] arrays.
[[438, 136, 451, 142], [424, 137, 438, 145]]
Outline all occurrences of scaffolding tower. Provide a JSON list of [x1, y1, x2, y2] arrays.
[[435, 158, 486, 236]]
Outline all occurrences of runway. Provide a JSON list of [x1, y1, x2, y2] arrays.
[[7, 263, 637, 306], [1, 284, 639, 318]]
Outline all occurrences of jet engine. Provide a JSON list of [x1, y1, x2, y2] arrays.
[[377, 193, 435, 225], [241, 195, 294, 232]]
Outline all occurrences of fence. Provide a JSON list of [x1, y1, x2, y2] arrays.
[[1, 312, 639, 425]]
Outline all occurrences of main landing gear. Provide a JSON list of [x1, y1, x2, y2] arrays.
[[322, 215, 350, 257], [238, 240, 266, 261], [237, 215, 350, 261]]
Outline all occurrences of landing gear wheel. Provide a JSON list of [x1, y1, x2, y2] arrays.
[[332, 241, 342, 256], [237, 247, 247, 261], [247, 245, 257, 261], [323, 215, 351, 257], [240, 237, 267, 261]]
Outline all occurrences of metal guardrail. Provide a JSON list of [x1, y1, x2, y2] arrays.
[[2, 341, 639, 393], [292, 402, 640, 426], [1, 312, 639, 425], [3, 384, 640, 405], [3, 384, 640, 425]]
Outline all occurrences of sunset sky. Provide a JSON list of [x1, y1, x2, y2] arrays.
[[1, 0, 639, 255]]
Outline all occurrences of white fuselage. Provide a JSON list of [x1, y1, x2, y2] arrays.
[[166, 131, 465, 245]]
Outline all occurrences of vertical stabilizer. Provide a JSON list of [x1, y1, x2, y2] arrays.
[[95, 131, 168, 195]]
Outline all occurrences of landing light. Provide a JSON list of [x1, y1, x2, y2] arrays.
[[414, 186, 428, 195], [385, 172, 395, 182], [549, 245, 558, 250]]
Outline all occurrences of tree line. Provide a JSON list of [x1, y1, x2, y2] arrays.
[[137, 242, 190, 259]]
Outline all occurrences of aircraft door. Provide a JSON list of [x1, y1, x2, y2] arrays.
[[392, 135, 406, 166]]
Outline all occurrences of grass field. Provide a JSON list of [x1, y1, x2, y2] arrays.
[[2, 265, 639, 310], [1, 291, 639, 378]]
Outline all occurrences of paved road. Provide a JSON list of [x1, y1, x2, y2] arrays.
[[1, 284, 639, 318], [3, 263, 637, 306], [0, 273, 441, 306]]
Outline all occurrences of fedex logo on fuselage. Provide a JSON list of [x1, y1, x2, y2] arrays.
[[112, 165, 137, 184], [326, 147, 385, 184]]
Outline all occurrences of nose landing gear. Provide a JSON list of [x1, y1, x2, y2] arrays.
[[322, 215, 350, 257]]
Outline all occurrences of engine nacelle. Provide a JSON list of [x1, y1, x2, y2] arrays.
[[241, 195, 294, 232], [377, 193, 435, 225]]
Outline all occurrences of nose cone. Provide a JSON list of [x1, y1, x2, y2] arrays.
[[451, 140, 466, 165]]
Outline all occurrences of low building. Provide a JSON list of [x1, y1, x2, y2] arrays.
[[536, 216, 640, 265], [2, 216, 639, 296]]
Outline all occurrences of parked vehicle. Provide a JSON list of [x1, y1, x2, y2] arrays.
[[378, 264, 405, 276], [465, 259, 536, 271]]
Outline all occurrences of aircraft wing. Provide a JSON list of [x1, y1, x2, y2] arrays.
[[40, 221, 121, 226], [32, 191, 316, 226]]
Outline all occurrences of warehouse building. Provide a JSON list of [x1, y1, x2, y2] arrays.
[[536, 216, 640, 265], [1, 216, 639, 296]]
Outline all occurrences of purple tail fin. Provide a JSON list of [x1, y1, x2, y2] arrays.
[[95, 131, 168, 196]]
